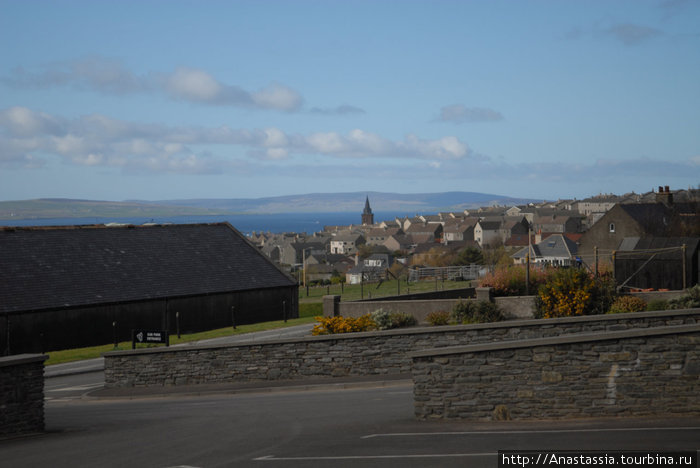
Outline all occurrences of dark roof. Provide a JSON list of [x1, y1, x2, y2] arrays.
[[617, 203, 672, 235], [0, 223, 296, 314], [617, 237, 699, 260]]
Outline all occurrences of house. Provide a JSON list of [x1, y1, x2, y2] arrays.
[[512, 233, 579, 267], [405, 222, 443, 243], [346, 253, 393, 284], [533, 215, 583, 234], [578, 200, 698, 269], [329, 232, 366, 255], [383, 233, 414, 253], [0, 223, 298, 354], [281, 241, 327, 267], [366, 227, 403, 246], [474, 220, 502, 247]]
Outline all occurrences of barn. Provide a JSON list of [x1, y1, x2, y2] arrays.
[[0, 223, 298, 354]]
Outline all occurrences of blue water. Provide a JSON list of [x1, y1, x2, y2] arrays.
[[0, 211, 410, 235]]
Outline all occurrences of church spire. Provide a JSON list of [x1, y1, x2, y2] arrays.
[[361, 195, 374, 225]]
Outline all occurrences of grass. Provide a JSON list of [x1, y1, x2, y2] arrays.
[[298, 278, 474, 303], [45, 282, 468, 366], [46, 308, 318, 366]]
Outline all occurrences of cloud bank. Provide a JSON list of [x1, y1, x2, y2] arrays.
[[2, 58, 306, 111], [0, 107, 472, 173], [1, 107, 693, 189]]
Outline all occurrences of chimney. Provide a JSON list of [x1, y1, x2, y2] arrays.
[[656, 185, 673, 205]]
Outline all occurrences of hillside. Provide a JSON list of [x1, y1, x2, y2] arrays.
[[0, 191, 538, 220]]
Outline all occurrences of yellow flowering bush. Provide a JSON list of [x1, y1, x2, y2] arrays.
[[536, 268, 597, 318], [608, 295, 647, 314], [311, 314, 377, 335]]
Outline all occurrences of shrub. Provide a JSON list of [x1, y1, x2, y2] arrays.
[[370, 309, 417, 330], [451, 299, 505, 324], [668, 285, 700, 309], [608, 295, 647, 314], [311, 314, 376, 335], [426, 310, 450, 326], [536, 268, 614, 318], [479, 265, 551, 297], [646, 299, 669, 311]]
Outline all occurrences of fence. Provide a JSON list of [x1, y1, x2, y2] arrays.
[[408, 265, 484, 282]]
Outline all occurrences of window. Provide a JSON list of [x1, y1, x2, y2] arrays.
[[609, 223, 615, 233]]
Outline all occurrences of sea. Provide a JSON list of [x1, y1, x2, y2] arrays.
[[0, 211, 411, 235]]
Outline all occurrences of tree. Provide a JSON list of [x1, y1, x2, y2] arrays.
[[454, 246, 483, 265]]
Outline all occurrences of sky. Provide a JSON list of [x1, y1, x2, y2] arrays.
[[1, 0, 699, 202]]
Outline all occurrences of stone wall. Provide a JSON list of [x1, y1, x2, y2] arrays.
[[104, 309, 700, 388], [324, 294, 536, 322], [323, 290, 685, 324], [0, 354, 47, 437], [411, 324, 700, 421]]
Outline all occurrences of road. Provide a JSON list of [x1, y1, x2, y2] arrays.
[[4, 384, 700, 468], [4, 323, 697, 467]]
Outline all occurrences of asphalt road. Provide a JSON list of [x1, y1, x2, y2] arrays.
[[5, 323, 698, 467], [3, 383, 699, 468]]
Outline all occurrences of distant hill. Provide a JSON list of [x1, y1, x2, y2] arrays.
[[146, 191, 540, 214], [0, 199, 223, 220], [0, 191, 541, 220]]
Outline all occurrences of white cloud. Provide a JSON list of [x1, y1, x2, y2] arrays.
[[2, 57, 305, 112], [0, 107, 475, 174], [0, 106, 63, 136], [166, 67, 223, 102], [306, 132, 349, 154], [403, 134, 469, 160], [252, 83, 303, 111]]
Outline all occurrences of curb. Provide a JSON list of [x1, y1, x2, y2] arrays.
[[88, 375, 412, 400]]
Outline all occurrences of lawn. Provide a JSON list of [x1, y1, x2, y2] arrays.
[[298, 278, 474, 303], [45, 303, 320, 366], [46, 281, 470, 366]]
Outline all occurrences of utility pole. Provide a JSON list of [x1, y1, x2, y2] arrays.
[[526, 222, 531, 296], [594, 246, 598, 278], [682, 244, 687, 290]]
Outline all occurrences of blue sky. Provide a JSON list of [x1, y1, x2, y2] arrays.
[[1, 0, 698, 202]]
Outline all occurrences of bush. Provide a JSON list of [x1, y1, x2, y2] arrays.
[[426, 310, 450, 326], [646, 299, 669, 311], [608, 295, 647, 314], [479, 265, 551, 297], [536, 268, 617, 319], [370, 309, 417, 330], [668, 285, 700, 309], [451, 299, 505, 324], [311, 315, 376, 335]]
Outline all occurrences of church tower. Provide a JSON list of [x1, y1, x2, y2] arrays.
[[361, 196, 374, 225]]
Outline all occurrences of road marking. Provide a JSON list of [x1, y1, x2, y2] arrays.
[[361, 426, 700, 439], [254, 453, 495, 461]]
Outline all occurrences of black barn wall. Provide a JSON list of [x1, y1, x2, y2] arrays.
[[1, 286, 298, 355]]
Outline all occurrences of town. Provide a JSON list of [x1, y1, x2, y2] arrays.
[[251, 186, 699, 292]]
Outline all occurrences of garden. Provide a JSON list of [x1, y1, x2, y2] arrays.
[[311, 265, 700, 335]]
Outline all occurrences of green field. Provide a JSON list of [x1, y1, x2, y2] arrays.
[[298, 278, 474, 303]]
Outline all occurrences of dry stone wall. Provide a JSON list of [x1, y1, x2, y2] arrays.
[[0, 354, 47, 437], [411, 325, 700, 421], [104, 309, 699, 388]]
